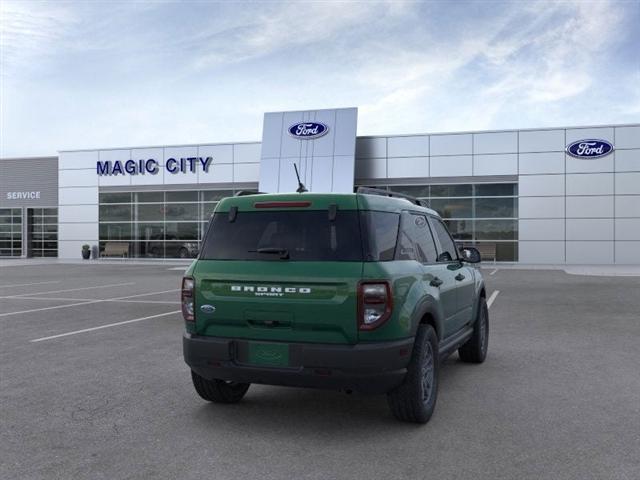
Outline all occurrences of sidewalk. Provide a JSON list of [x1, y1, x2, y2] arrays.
[[0, 258, 193, 268], [480, 263, 640, 277], [2, 258, 639, 277]]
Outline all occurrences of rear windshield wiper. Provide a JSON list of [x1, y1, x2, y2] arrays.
[[249, 247, 290, 260]]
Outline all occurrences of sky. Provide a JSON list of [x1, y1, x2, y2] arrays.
[[1, 0, 639, 157]]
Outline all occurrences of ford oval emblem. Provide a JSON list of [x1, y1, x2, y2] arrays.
[[200, 304, 216, 314], [566, 139, 614, 159], [288, 122, 329, 139]]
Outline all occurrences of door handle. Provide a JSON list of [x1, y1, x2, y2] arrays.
[[430, 277, 443, 287], [455, 273, 465, 281]]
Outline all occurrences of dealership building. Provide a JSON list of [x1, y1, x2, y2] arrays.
[[1, 108, 639, 264]]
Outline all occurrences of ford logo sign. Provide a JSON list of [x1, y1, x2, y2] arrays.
[[200, 304, 216, 314], [288, 122, 329, 139], [566, 139, 614, 159]]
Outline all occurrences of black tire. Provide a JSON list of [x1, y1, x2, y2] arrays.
[[387, 324, 439, 424], [178, 247, 189, 259], [191, 370, 250, 403], [458, 296, 489, 363]]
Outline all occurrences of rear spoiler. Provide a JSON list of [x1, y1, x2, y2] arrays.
[[234, 190, 265, 196]]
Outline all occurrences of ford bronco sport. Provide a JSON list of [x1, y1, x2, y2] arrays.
[[182, 188, 488, 423]]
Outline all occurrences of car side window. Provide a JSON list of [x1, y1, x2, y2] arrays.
[[430, 217, 458, 262], [396, 213, 438, 263], [410, 214, 438, 263], [361, 211, 400, 261], [396, 230, 416, 260]]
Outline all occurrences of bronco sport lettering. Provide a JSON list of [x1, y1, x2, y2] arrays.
[[230, 285, 312, 294]]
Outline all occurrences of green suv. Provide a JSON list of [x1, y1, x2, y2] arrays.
[[182, 188, 488, 423]]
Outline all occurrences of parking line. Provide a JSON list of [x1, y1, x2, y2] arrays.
[[0, 282, 136, 299], [2, 296, 177, 305], [108, 300, 178, 304], [0, 300, 105, 317], [489, 269, 498, 276], [112, 289, 176, 299], [487, 290, 500, 308], [0, 289, 178, 318], [0, 281, 60, 289], [30, 310, 181, 342]]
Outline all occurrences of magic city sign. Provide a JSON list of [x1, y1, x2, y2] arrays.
[[96, 157, 213, 176], [566, 139, 614, 159]]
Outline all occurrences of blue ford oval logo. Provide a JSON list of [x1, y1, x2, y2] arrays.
[[288, 122, 329, 139], [566, 139, 614, 159], [200, 304, 216, 314]]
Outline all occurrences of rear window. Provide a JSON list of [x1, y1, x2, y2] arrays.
[[201, 211, 363, 261]]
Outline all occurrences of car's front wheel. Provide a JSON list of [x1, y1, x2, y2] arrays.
[[387, 324, 439, 423], [458, 296, 489, 363], [191, 371, 250, 403]]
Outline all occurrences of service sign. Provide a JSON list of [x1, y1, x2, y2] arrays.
[[566, 139, 614, 159], [288, 122, 329, 140], [6, 191, 40, 200]]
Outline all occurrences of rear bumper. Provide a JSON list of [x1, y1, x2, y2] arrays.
[[183, 333, 413, 394]]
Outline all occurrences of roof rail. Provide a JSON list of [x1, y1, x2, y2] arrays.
[[234, 190, 265, 197], [356, 187, 430, 208]]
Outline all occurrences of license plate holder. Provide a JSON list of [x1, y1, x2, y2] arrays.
[[247, 342, 289, 367]]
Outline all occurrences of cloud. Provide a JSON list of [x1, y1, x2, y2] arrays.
[[0, 1, 77, 73], [487, 0, 623, 100], [187, 1, 409, 70], [0, 0, 637, 157], [357, 0, 635, 134]]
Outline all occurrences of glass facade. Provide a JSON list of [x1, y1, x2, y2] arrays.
[[98, 185, 516, 261], [360, 183, 519, 261], [0, 208, 22, 257], [98, 189, 252, 258], [28, 208, 58, 257]]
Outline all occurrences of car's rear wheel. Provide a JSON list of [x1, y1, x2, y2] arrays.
[[191, 371, 250, 403], [387, 324, 439, 423], [458, 296, 489, 363]]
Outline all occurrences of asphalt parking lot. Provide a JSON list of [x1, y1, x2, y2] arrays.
[[1, 263, 639, 480]]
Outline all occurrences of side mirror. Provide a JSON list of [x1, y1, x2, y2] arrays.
[[460, 246, 481, 263]]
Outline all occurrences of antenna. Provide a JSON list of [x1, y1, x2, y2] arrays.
[[293, 163, 308, 193]]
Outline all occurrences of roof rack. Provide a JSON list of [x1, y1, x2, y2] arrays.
[[234, 190, 265, 197], [356, 187, 430, 208]]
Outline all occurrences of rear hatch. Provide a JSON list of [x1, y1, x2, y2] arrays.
[[193, 194, 363, 344]]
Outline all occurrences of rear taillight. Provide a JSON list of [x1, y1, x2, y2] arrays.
[[358, 281, 393, 330], [182, 277, 195, 322]]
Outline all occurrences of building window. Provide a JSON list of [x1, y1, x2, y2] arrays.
[[98, 189, 247, 258], [358, 183, 519, 262], [0, 208, 23, 257], [28, 208, 58, 257]]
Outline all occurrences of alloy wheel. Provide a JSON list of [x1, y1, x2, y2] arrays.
[[422, 342, 435, 403]]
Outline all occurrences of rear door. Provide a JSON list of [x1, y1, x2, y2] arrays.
[[194, 208, 363, 344]]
